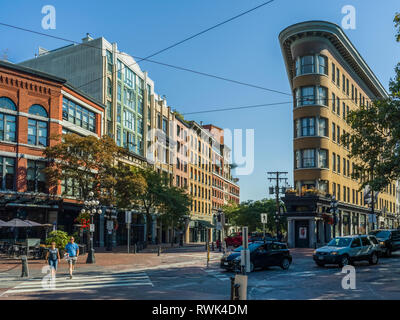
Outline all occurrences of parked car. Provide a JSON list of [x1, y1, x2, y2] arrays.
[[220, 241, 292, 272], [249, 232, 276, 242], [224, 232, 251, 247], [369, 229, 400, 257], [313, 235, 380, 267]]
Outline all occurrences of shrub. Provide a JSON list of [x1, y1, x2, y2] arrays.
[[46, 230, 69, 249]]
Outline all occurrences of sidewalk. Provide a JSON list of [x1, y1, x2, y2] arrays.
[[0, 243, 216, 275]]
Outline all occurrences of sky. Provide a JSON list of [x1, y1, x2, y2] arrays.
[[0, 0, 399, 202]]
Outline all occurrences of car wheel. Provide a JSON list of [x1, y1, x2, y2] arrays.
[[386, 249, 392, 257], [369, 252, 379, 265], [315, 262, 325, 267], [281, 258, 291, 270], [338, 255, 349, 267], [250, 262, 255, 272]]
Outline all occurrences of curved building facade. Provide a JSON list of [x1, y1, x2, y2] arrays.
[[279, 21, 398, 248]]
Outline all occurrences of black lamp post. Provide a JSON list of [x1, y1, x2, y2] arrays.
[[330, 195, 338, 238], [82, 191, 102, 264], [105, 205, 118, 251]]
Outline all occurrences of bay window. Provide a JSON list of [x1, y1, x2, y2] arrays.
[[302, 149, 315, 168], [295, 86, 328, 107], [295, 54, 328, 76], [319, 149, 328, 168]]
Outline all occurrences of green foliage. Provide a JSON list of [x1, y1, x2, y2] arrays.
[[223, 199, 286, 233], [160, 186, 192, 232], [45, 230, 70, 249], [44, 134, 128, 202], [395, 12, 400, 42], [341, 16, 400, 192]]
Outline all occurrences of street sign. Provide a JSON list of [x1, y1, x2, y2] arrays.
[[125, 211, 132, 224], [89, 224, 95, 232], [106, 220, 113, 231], [261, 213, 268, 224]]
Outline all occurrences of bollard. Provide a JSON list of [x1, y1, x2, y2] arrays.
[[230, 277, 235, 300], [233, 284, 241, 300], [133, 243, 137, 254], [21, 255, 29, 278], [211, 242, 215, 251], [157, 245, 161, 256]]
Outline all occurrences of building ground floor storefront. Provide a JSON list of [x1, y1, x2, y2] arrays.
[[283, 194, 399, 248]]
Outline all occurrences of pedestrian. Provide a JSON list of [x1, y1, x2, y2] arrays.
[[65, 236, 79, 279], [277, 230, 283, 242], [45, 241, 60, 279]]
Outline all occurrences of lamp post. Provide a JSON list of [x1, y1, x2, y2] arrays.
[[82, 191, 102, 264], [330, 195, 338, 238], [105, 205, 118, 251]]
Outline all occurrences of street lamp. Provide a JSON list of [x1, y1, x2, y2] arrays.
[[82, 191, 102, 264], [105, 205, 118, 251]]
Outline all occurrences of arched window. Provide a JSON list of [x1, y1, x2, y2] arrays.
[[29, 104, 48, 117], [0, 97, 17, 111]]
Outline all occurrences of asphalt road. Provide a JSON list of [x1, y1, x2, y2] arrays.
[[1, 250, 400, 300]]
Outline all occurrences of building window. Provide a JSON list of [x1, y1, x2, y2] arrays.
[[318, 55, 328, 74], [0, 97, 17, 111], [124, 67, 135, 88], [27, 160, 46, 193], [319, 149, 328, 168], [0, 113, 16, 142], [298, 119, 313, 138], [336, 68, 340, 87], [332, 152, 336, 172], [302, 149, 315, 168], [162, 117, 168, 133], [337, 155, 341, 173], [318, 117, 328, 136], [342, 75, 346, 92], [106, 50, 113, 73], [332, 123, 336, 142], [107, 78, 112, 97], [336, 97, 340, 115], [123, 109, 135, 131], [62, 97, 96, 132], [295, 54, 327, 76], [117, 60, 122, 80], [28, 119, 47, 147], [332, 93, 336, 112], [0, 157, 15, 191], [295, 86, 328, 107], [332, 63, 336, 82]]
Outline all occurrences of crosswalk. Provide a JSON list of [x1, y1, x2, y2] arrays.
[[204, 268, 231, 281], [0, 272, 18, 282], [2, 271, 153, 295]]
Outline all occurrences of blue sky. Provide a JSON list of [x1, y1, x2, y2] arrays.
[[1, 0, 399, 202]]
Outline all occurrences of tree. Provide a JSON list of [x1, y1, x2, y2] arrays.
[[223, 199, 286, 234], [341, 13, 400, 192], [395, 12, 400, 42], [159, 186, 191, 245], [44, 134, 127, 202], [136, 168, 170, 241], [114, 164, 147, 209]]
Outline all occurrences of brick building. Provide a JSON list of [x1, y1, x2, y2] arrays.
[[0, 61, 104, 239]]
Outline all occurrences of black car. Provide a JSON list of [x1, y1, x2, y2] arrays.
[[220, 241, 292, 272], [369, 229, 400, 257], [249, 232, 276, 242]]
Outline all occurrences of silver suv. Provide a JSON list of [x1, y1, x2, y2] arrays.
[[313, 235, 380, 267]]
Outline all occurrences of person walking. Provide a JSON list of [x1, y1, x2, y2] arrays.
[[65, 236, 79, 279], [45, 241, 60, 279]]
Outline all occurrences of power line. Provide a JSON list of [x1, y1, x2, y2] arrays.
[[75, 0, 276, 90], [181, 101, 292, 115], [0, 1, 280, 95], [181, 96, 384, 115]]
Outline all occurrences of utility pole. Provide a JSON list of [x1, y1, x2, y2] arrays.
[[267, 171, 288, 238]]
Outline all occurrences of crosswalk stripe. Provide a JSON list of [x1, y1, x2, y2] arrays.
[[3, 272, 153, 295]]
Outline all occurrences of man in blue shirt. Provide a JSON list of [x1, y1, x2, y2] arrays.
[[65, 236, 79, 279]]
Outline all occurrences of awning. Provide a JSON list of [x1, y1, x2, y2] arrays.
[[189, 219, 215, 229]]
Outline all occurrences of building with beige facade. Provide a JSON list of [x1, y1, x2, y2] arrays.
[[279, 21, 398, 248]]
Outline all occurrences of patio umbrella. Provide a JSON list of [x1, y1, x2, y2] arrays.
[[3, 218, 42, 227]]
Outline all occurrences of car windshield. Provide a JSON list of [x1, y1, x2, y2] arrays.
[[327, 238, 352, 247], [234, 243, 262, 252], [369, 230, 391, 239]]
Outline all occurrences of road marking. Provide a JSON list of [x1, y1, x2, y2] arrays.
[[2, 271, 153, 295], [204, 268, 230, 281]]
